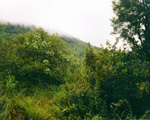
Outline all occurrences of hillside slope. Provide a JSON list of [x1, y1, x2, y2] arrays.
[[0, 23, 89, 58], [60, 36, 89, 58]]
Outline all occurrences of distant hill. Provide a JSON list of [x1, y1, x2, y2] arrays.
[[0, 23, 91, 58], [0, 23, 33, 41], [60, 36, 89, 58]]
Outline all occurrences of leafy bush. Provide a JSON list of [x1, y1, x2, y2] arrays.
[[51, 81, 107, 119], [0, 75, 17, 119], [0, 28, 70, 86], [85, 41, 150, 118]]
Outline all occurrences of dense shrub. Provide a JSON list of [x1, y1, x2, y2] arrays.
[[85, 42, 150, 118], [0, 28, 70, 86], [51, 81, 107, 119]]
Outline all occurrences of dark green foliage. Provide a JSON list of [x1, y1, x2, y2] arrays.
[[85, 42, 150, 119], [111, 0, 150, 61], [51, 81, 107, 119], [0, 23, 33, 41], [111, 99, 132, 119]]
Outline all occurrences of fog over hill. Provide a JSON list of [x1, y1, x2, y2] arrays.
[[0, 20, 84, 42], [0, 22, 92, 58]]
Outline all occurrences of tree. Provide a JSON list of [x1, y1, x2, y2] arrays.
[[85, 42, 150, 118], [0, 28, 70, 86], [111, 0, 150, 61], [0, 24, 5, 32]]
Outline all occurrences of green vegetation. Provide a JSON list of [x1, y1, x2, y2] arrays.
[[0, 23, 33, 41], [60, 36, 90, 58], [111, 0, 150, 61], [0, 23, 89, 58], [0, 0, 150, 119]]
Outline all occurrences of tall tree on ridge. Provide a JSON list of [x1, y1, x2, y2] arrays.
[[111, 0, 150, 61]]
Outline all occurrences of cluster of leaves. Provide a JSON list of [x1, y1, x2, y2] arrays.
[[85, 41, 150, 119], [50, 81, 107, 119], [111, 0, 150, 61], [0, 28, 71, 86]]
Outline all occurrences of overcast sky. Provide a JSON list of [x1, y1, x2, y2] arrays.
[[0, 0, 117, 47]]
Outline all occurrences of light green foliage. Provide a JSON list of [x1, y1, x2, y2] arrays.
[[0, 83, 60, 119], [0, 23, 90, 59], [0, 27, 70, 85], [60, 36, 96, 58], [0, 24, 5, 32], [140, 110, 150, 119], [0, 75, 17, 119]]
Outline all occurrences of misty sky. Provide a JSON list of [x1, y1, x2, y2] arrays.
[[0, 0, 117, 47]]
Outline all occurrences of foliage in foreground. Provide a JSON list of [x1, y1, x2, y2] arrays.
[[0, 24, 149, 119], [85, 42, 150, 119]]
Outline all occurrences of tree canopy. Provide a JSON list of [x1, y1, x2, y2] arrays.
[[111, 0, 150, 61], [0, 28, 70, 85]]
